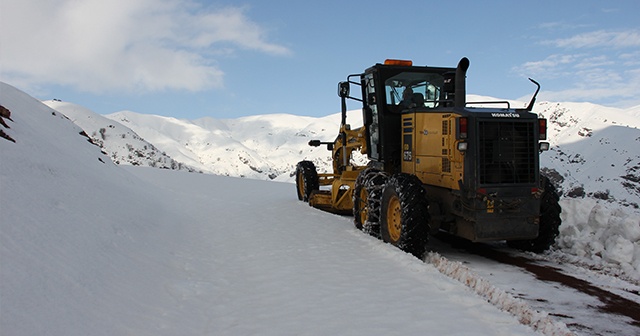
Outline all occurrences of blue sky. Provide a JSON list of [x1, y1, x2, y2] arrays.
[[1, 0, 639, 119]]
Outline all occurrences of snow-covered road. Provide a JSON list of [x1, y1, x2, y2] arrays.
[[427, 235, 640, 336], [2, 156, 541, 336], [123, 167, 542, 335]]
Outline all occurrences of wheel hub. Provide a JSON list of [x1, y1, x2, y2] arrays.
[[359, 188, 368, 224], [387, 195, 402, 242], [297, 172, 304, 196]]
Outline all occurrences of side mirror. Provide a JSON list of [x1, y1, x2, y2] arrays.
[[338, 81, 350, 98]]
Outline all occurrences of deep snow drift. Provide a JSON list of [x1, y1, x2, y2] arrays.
[[1, 82, 548, 335]]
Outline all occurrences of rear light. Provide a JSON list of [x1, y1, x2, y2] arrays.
[[539, 142, 550, 151], [384, 59, 413, 66], [457, 117, 468, 139], [538, 118, 547, 140], [457, 142, 468, 152]]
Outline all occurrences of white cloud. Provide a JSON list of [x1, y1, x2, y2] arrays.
[[620, 51, 640, 66], [0, 0, 291, 93], [574, 55, 614, 69], [514, 52, 640, 108], [515, 54, 581, 79], [514, 27, 640, 108], [536, 21, 590, 31], [528, 68, 640, 108], [544, 29, 640, 49]]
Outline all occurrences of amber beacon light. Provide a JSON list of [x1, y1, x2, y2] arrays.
[[384, 59, 413, 66]]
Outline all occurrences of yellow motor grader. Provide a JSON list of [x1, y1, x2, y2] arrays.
[[295, 58, 561, 257]]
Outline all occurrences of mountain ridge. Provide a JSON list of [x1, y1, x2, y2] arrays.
[[43, 94, 640, 208]]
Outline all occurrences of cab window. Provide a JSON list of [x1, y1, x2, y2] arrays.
[[384, 72, 444, 109]]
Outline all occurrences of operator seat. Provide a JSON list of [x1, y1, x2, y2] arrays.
[[412, 92, 424, 107]]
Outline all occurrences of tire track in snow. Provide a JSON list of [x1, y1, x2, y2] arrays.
[[425, 252, 576, 336], [425, 235, 640, 336], [468, 247, 640, 329]]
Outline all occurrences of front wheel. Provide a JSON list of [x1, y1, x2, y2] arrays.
[[295, 161, 319, 202], [507, 176, 561, 253], [353, 168, 388, 237], [380, 173, 430, 258]]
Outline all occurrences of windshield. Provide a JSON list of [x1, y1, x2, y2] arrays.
[[384, 72, 445, 108]]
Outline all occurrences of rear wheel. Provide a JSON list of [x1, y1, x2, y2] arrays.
[[507, 176, 561, 253], [353, 168, 387, 237], [295, 161, 319, 202], [380, 173, 430, 258]]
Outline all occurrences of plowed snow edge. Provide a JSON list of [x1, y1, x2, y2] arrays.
[[426, 252, 575, 336]]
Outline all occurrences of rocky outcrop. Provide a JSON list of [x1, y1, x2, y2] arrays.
[[0, 105, 16, 143]]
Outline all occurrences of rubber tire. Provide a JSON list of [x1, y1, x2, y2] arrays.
[[507, 176, 562, 253], [380, 173, 430, 258], [353, 168, 388, 237], [295, 161, 319, 202]]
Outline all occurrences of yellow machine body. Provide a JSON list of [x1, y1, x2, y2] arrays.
[[401, 112, 464, 191]]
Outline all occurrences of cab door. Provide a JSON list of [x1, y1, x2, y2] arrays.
[[363, 73, 382, 161]]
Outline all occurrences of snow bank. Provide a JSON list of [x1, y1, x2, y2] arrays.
[[554, 199, 640, 282], [426, 252, 575, 336]]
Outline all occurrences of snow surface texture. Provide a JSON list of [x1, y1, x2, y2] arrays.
[[42, 90, 640, 281], [426, 252, 574, 336], [2, 81, 545, 335]]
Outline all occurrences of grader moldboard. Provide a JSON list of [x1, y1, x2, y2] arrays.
[[295, 58, 561, 257]]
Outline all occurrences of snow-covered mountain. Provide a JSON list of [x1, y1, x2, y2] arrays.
[[107, 110, 349, 181], [44, 100, 200, 172], [44, 100, 350, 180], [534, 101, 640, 207], [44, 94, 640, 209]]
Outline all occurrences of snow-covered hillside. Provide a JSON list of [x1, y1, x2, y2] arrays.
[[106, 110, 350, 180], [43, 99, 365, 181], [44, 100, 200, 172], [44, 95, 640, 210], [2, 81, 548, 335], [535, 101, 640, 208]]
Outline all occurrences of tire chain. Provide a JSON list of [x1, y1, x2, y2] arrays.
[[353, 168, 388, 237]]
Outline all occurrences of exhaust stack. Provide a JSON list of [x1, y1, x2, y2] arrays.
[[455, 57, 470, 108]]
